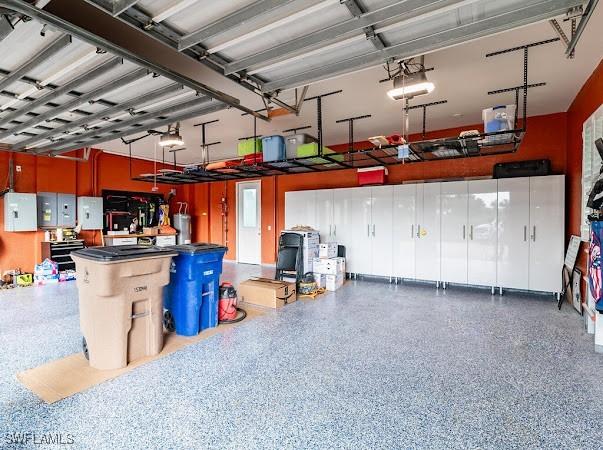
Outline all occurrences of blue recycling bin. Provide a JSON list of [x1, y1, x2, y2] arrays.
[[164, 243, 227, 336]]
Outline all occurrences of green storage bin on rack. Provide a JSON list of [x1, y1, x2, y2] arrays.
[[238, 138, 263, 156], [296, 142, 344, 164]]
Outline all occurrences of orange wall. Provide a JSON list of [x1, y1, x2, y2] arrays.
[[190, 112, 568, 264], [0, 149, 186, 273], [565, 59, 603, 295]]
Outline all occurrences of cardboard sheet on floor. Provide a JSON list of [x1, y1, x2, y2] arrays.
[[17, 305, 265, 404]]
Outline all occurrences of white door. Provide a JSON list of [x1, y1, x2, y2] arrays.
[[284, 190, 316, 230], [497, 177, 530, 290], [237, 181, 261, 264], [415, 183, 441, 282], [440, 181, 468, 284], [333, 187, 371, 275], [529, 175, 565, 293], [393, 184, 416, 279], [370, 185, 393, 277], [315, 189, 334, 243], [467, 179, 498, 286]]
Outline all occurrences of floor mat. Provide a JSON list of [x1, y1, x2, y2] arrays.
[[17, 305, 266, 404]]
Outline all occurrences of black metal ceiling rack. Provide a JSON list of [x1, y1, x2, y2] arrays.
[[131, 128, 524, 184]]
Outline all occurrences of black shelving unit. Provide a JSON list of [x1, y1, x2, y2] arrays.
[[131, 130, 524, 185]]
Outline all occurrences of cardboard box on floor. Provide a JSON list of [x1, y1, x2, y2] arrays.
[[238, 278, 297, 308]]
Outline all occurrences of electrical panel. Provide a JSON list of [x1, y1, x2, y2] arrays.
[[37, 192, 58, 228], [57, 193, 76, 227], [4, 193, 37, 232], [77, 196, 103, 230]]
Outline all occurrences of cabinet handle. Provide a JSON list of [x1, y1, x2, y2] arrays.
[[334, 225, 336, 236], [532, 226, 536, 242], [463, 225, 466, 240], [367, 224, 370, 237], [416, 225, 421, 238], [411, 224, 414, 238], [329, 224, 332, 236], [470, 225, 474, 240], [523, 225, 527, 242], [372, 224, 376, 237]]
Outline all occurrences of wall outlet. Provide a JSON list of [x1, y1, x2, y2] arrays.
[[15, 165, 21, 172]]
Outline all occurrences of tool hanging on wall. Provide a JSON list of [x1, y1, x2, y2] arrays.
[[336, 114, 371, 152], [193, 119, 221, 167], [486, 38, 558, 131]]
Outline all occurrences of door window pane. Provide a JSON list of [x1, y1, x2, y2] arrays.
[[243, 189, 257, 228]]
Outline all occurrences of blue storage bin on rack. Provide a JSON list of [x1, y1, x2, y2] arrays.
[[164, 243, 227, 336], [261, 135, 286, 162]]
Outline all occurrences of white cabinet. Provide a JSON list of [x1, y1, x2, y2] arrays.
[[415, 183, 441, 282], [369, 186, 393, 277], [333, 188, 371, 274], [440, 181, 468, 284], [315, 189, 334, 242], [284, 190, 316, 229], [393, 184, 417, 279], [497, 177, 530, 290], [467, 179, 498, 287], [528, 175, 564, 293]]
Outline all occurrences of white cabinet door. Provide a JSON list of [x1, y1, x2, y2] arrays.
[[529, 175, 565, 293], [440, 181, 468, 284], [370, 185, 393, 277], [333, 187, 371, 274], [467, 179, 498, 286], [393, 184, 417, 279], [285, 190, 316, 230], [415, 183, 441, 282], [497, 177, 530, 290], [315, 189, 334, 243]]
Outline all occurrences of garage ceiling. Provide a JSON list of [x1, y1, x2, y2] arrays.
[[0, 0, 596, 161]]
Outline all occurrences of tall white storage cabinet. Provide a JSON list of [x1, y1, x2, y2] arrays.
[[369, 186, 393, 277], [440, 181, 468, 284], [393, 184, 417, 279], [415, 183, 441, 282], [467, 179, 498, 287], [333, 188, 371, 274], [497, 177, 530, 290], [315, 189, 335, 243], [528, 175, 564, 293], [285, 190, 316, 230]]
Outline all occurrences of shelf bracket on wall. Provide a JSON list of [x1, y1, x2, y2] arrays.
[[486, 38, 558, 132], [305, 90, 342, 157], [405, 100, 448, 139]]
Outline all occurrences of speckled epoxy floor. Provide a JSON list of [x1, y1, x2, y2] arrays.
[[2, 262, 603, 449]]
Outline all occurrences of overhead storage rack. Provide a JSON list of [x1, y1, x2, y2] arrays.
[[131, 129, 524, 185]]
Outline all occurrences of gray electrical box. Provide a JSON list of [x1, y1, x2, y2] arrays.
[[57, 193, 76, 227], [37, 192, 58, 228], [77, 196, 103, 230], [4, 192, 37, 232]]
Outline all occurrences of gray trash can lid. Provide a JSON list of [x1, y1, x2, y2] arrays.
[[72, 245, 177, 262], [169, 243, 228, 254]]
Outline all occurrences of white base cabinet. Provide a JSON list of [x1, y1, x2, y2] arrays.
[[284, 175, 565, 294]]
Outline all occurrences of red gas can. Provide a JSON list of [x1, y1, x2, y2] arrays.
[[219, 282, 238, 321]]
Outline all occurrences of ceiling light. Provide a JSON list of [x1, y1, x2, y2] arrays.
[[387, 71, 434, 100], [159, 122, 184, 147]]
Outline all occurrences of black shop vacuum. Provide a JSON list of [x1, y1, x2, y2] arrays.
[[218, 282, 247, 324]]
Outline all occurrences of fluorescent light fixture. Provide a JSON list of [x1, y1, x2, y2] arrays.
[[387, 71, 434, 100]]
